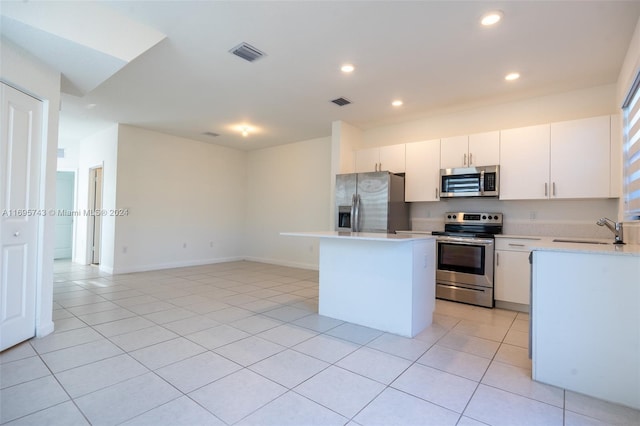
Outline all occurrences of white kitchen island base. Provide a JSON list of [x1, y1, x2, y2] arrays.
[[532, 248, 640, 410], [283, 232, 436, 338]]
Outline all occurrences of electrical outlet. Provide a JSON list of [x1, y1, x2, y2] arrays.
[[122, 246, 127, 254], [183, 243, 187, 248], [210, 241, 214, 248], [530, 211, 537, 220]]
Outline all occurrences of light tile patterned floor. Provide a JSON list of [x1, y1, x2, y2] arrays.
[[1, 260, 639, 425]]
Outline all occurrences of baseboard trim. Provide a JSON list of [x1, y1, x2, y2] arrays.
[[111, 256, 245, 275], [242, 256, 318, 271]]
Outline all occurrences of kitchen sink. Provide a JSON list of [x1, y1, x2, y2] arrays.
[[552, 239, 610, 245]]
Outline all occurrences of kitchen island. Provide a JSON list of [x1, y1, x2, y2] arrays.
[[282, 232, 436, 337], [531, 243, 640, 410]]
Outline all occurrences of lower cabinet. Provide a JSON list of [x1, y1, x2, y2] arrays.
[[494, 238, 539, 308]]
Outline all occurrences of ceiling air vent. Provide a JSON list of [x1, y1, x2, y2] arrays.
[[229, 42, 266, 62], [202, 132, 220, 138], [331, 97, 352, 106]]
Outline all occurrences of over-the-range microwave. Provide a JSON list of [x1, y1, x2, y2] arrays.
[[440, 165, 499, 198]]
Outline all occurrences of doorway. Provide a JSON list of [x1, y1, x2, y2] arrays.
[[87, 167, 103, 265], [54, 171, 75, 259]]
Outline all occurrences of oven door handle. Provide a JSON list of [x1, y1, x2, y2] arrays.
[[437, 236, 494, 245]]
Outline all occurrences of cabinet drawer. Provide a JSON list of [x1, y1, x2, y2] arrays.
[[495, 238, 541, 251]]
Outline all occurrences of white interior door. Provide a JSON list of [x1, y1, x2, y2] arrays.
[[54, 171, 75, 259], [0, 83, 43, 351]]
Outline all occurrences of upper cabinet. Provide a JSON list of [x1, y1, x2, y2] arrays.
[[405, 139, 441, 202], [355, 144, 405, 173], [440, 131, 500, 169], [500, 124, 551, 200], [550, 115, 611, 199], [440, 135, 468, 169], [500, 115, 615, 200]]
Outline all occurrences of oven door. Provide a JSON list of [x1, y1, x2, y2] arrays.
[[436, 236, 494, 307]]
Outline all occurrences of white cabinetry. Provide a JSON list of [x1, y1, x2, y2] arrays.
[[440, 135, 468, 169], [550, 115, 610, 199], [405, 139, 440, 202], [500, 116, 613, 200], [494, 237, 538, 309], [500, 124, 550, 200], [355, 144, 405, 173], [532, 249, 640, 409], [440, 131, 499, 169]]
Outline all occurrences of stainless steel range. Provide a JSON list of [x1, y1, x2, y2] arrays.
[[432, 212, 503, 308]]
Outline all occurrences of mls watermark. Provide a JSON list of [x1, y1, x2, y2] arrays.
[[2, 209, 129, 217]]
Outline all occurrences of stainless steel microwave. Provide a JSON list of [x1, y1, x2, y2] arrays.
[[440, 165, 499, 198]]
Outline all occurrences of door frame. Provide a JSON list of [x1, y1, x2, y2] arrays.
[[55, 168, 78, 260], [86, 164, 104, 265]]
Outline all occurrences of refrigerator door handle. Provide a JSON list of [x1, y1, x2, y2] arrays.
[[351, 194, 357, 232], [354, 194, 361, 232]]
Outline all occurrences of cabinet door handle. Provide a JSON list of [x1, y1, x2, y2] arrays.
[[469, 153, 473, 165], [509, 243, 525, 247], [379, 162, 382, 171], [552, 182, 556, 197], [463, 153, 467, 166], [496, 252, 499, 266], [435, 187, 439, 199], [545, 183, 548, 197]]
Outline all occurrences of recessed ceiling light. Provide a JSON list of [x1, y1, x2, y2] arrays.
[[391, 100, 403, 107], [341, 64, 355, 73], [86, 103, 97, 109], [481, 10, 503, 26], [232, 124, 254, 137], [228, 122, 261, 138], [505, 72, 520, 81]]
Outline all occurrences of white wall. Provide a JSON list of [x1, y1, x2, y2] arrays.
[[1, 39, 61, 337], [245, 136, 331, 269], [57, 137, 81, 170], [75, 124, 118, 272], [112, 125, 246, 273]]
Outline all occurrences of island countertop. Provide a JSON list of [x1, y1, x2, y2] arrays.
[[281, 231, 436, 242]]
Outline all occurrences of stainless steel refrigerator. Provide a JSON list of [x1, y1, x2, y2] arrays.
[[335, 171, 409, 233]]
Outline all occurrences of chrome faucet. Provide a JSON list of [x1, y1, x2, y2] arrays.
[[596, 218, 625, 244]]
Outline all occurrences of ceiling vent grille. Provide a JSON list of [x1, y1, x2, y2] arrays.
[[229, 42, 266, 62], [202, 132, 220, 138], [331, 97, 352, 107]]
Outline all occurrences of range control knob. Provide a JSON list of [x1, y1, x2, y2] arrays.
[[482, 215, 487, 220]]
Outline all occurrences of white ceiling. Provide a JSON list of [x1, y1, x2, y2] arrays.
[[2, 1, 640, 151]]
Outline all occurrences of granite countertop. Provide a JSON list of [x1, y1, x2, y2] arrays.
[[281, 231, 436, 242]]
